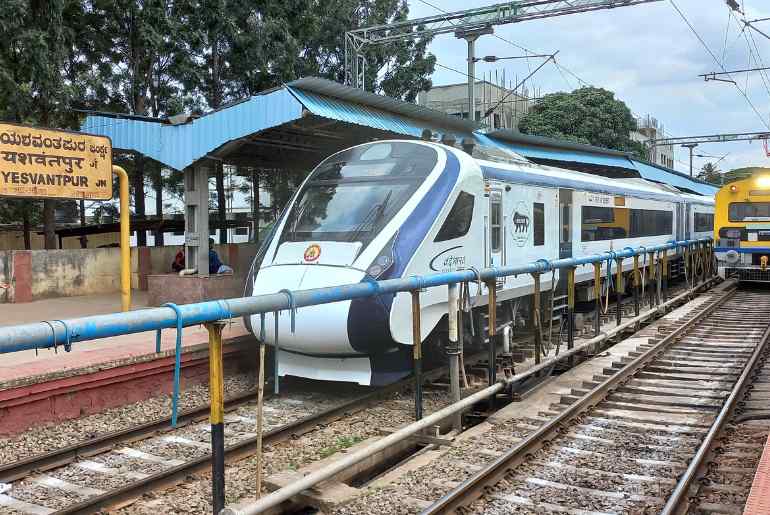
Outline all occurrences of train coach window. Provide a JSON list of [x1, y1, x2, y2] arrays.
[[280, 142, 438, 246], [435, 192, 475, 242], [534, 202, 545, 246], [729, 202, 770, 222], [581, 207, 672, 241], [490, 199, 502, 252], [694, 212, 714, 232]]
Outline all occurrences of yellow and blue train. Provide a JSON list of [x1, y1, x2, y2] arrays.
[[715, 173, 770, 281]]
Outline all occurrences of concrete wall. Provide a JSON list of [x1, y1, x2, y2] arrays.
[[0, 243, 256, 303], [0, 252, 9, 303], [30, 248, 122, 299], [0, 231, 119, 251]]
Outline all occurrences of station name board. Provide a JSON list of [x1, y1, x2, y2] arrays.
[[0, 123, 113, 200]]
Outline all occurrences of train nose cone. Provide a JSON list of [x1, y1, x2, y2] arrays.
[[249, 264, 365, 354]]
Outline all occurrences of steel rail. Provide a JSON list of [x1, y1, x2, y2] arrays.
[[421, 283, 737, 515], [0, 387, 265, 484], [49, 355, 478, 515], [224, 278, 719, 515], [661, 301, 770, 515]]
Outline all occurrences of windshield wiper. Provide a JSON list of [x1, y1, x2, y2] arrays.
[[348, 191, 392, 243]]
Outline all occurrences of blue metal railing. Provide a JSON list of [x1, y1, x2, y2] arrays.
[[0, 239, 710, 356]]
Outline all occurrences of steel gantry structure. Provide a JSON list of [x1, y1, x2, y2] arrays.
[[648, 131, 770, 176], [344, 0, 663, 120], [650, 131, 770, 146]]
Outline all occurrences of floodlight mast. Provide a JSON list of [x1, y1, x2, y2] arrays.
[[344, 0, 663, 121]]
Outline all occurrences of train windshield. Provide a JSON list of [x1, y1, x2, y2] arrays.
[[280, 142, 438, 245], [729, 202, 770, 222]]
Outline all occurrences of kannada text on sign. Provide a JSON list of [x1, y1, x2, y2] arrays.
[[0, 123, 113, 200]]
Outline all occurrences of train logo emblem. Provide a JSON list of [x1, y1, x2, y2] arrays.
[[512, 201, 531, 247], [304, 244, 321, 262]]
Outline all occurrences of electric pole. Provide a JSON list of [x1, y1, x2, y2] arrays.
[[682, 143, 699, 177], [344, 0, 664, 116]]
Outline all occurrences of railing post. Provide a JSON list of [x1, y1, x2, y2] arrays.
[[410, 290, 422, 421], [615, 257, 623, 327], [632, 254, 640, 318], [531, 273, 542, 364], [566, 267, 576, 348], [273, 313, 280, 395], [486, 280, 497, 388], [447, 283, 461, 430], [593, 263, 601, 337], [648, 250, 657, 308], [661, 250, 668, 302], [205, 321, 226, 515], [255, 317, 266, 499]]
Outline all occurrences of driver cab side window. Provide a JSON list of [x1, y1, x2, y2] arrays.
[[435, 192, 475, 242]]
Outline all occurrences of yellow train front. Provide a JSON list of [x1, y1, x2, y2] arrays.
[[715, 174, 770, 281]]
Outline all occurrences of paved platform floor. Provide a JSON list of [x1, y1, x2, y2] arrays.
[[744, 433, 770, 515], [0, 291, 249, 384]]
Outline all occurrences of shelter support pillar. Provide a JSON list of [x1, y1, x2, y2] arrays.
[[184, 163, 211, 277]]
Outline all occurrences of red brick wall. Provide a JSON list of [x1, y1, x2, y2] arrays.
[[11, 251, 32, 303]]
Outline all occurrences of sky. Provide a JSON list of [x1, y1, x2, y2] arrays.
[[405, 0, 770, 176]]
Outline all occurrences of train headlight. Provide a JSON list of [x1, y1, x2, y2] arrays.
[[757, 176, 770, 188], [725, 250, 740, 264], [366, 234, 397, 279]]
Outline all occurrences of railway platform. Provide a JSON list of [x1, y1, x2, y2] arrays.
[[0, 291, 250, 435], [0, 291, 248, 385]]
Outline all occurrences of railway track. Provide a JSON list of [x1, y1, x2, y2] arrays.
[[423, 285, 770, 515], [0, 353, 482, 515], [0, 277, 713, 515]]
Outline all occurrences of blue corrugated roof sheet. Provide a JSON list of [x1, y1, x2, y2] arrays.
[[286, 86, 473, 141], [81, 82, 474, 170], [486, 137, 637, 169], [481, 133, 715, 197], [632, 161, 718, 196], [81, 88, 305, 170]]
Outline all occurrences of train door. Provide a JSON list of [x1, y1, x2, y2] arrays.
[[559, 189, 573, 259], [676, 203, 687, 242], [488, 189, 504, 268]]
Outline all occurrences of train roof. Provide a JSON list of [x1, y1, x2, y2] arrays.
[[476, 155, 711, 204]]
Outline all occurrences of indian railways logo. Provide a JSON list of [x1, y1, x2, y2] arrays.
[[303, 244, 321, 262], [511, 201, 531, 248]]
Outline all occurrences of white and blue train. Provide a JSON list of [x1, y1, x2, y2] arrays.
[[246, 140, 714, 385]]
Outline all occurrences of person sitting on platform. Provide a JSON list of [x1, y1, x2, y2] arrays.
[[171, 248, 185, 273], [209, 238, 233, 275]]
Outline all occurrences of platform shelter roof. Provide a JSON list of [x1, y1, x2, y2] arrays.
[[485, 129, 718, 197], [79, 77, 480, 172], [79, 76, 716, 197]]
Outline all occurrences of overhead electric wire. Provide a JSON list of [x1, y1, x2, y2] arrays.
[[669, 0, 770, 130], [742, 18, 770, 102], [432, 61, 539, 103], [414, 0, 591, 88]]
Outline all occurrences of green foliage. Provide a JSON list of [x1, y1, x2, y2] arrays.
[[722, 166, 770, 185], [0, 1, 437, 229], [318, 435, 364, 459], [518, 87, 643, 157], [696, 162, 723, 185]]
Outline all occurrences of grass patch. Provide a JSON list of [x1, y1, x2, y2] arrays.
[[318, 435, 365, 459]]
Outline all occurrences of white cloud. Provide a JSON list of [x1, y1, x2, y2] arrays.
[[406, 0, 770, 173]]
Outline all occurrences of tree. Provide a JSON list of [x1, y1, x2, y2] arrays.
[[219, 1, 435, 100], [696, 162, 723, 185], [518, 87, 646, 159], [83, 0, 192, 246], [0, 0, 74, 249]]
